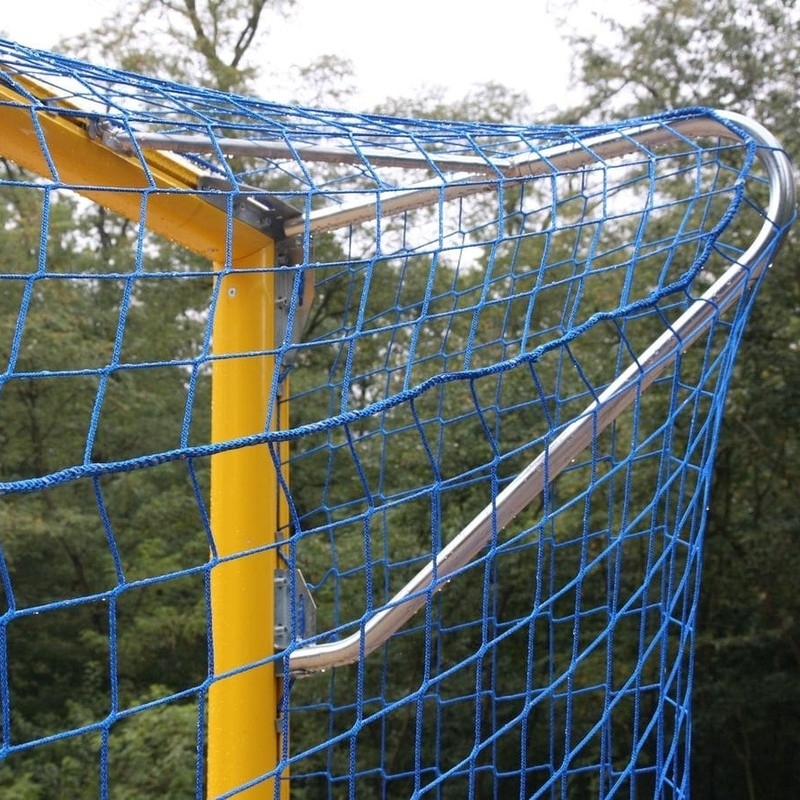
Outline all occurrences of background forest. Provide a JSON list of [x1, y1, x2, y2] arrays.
[[0, 0, 797, 797]]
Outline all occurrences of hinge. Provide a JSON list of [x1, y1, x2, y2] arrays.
[[274, 248, 315, 367], [274, 568, 317, 651]]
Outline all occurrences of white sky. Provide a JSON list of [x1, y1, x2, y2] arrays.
[[1, 0, 638, 115]]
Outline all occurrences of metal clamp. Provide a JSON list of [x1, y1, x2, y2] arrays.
[[274, 568, 317, 651], [197, 175, 302, 241]]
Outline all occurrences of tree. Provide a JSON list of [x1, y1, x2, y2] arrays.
[[0, 2, 295, 796], [282, 81, 734, 794], [568, 2, 800, 796], [64, 0, 295, 91], [0, 160, 214, 797], [5, 1, 791, 794]]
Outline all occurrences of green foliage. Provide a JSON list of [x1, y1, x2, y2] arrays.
[[284, 115, 740, 793], [0, 689, 199, 798], [1, 4, 286, 795], [569, 0, 800, 134], [0, 170, 211, 791], [569, 1, 800, 796], [1, 0, 796, 795]]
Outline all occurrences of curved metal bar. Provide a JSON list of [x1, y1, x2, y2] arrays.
[[287, 111, 796, 676]]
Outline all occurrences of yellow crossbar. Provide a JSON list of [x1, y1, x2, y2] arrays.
[[0, 72, 272, 263]]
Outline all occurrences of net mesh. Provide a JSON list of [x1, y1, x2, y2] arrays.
[[0, 40, 792, 799]]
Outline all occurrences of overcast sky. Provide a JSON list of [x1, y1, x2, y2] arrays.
[[1, 1, 640, 114]]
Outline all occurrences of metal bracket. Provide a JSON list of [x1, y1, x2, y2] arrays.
[[274, 251, 315, 367], [197, 175, 302, 241], [274, 568, 317, 651]]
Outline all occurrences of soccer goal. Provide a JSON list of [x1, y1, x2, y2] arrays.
[[0, 40, 794, 799]]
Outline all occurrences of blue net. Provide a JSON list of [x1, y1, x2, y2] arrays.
[[0, 40, 794, 799]]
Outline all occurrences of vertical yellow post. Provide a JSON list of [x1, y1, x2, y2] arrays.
[[208, 245, 286, 799]]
